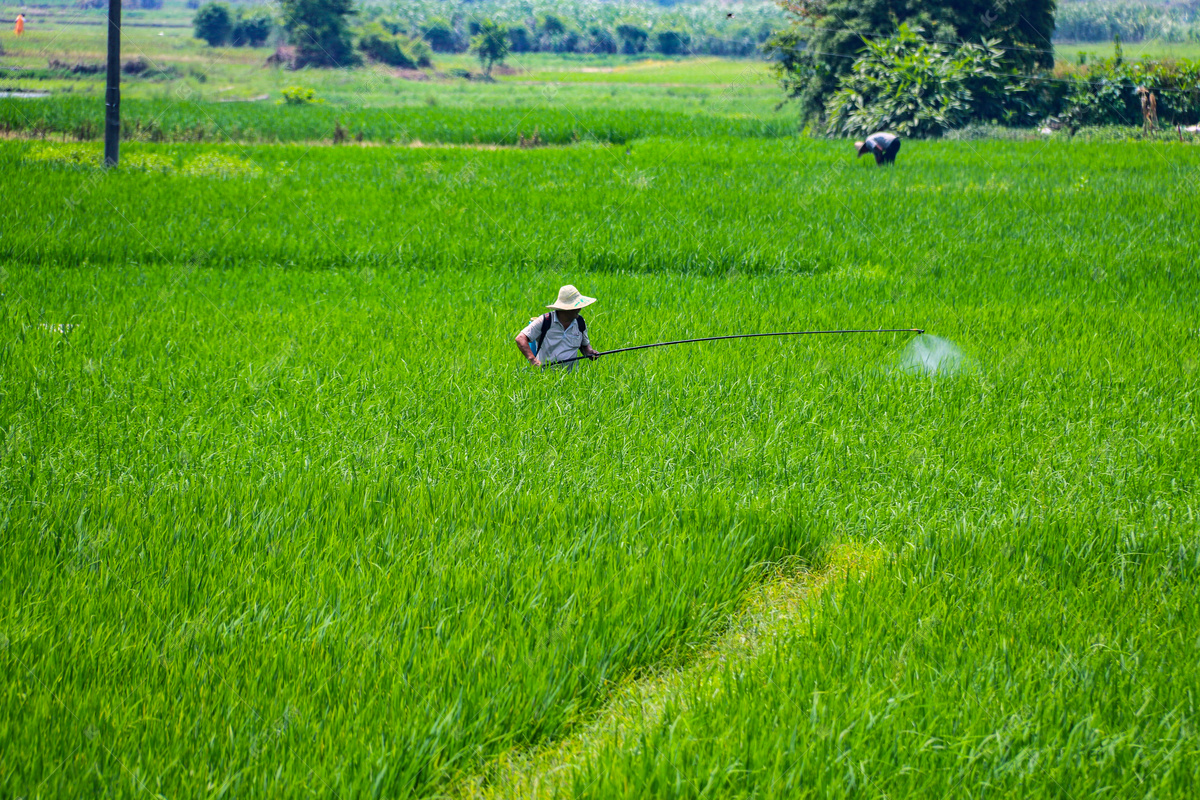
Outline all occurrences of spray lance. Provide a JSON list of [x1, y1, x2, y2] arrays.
[[551, 328, 926, 366]]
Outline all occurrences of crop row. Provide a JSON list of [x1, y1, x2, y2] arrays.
[[0, 96, 795, 144]]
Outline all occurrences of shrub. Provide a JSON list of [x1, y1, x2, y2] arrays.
[[616, 23, 648, 55], [1059, 57, 1200, 127], [280, 0, 359, 68], [508, 24, 532, 53], [588, 25, 618, 55], [359, 24, 432, 69], [279, 85, 320, 105], [193, 2, 233, 47], [824, 25, 1028, 137], [654, 29, 691, 56], [422, 19, 458, 53], [539, 13, 566, 37], [767, 0, 1054, 123], [232, 9, 273, 48]]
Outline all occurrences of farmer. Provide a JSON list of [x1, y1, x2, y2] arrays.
[[14, 12, 25, 35], [515, 284, 600, 371], [855, 132, 900, 165]]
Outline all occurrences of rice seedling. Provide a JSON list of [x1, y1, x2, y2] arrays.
[[1, 129, 1197, 797], [0, 94, 793, 145]]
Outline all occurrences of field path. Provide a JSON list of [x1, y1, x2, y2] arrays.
[[451, 544, 881, 799]]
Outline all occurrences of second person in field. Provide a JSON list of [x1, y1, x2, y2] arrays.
[[515, 285, 600, 370]]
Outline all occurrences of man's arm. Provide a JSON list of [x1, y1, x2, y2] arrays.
[[515, 332, 541, 367], [580, 328, 599, 360]]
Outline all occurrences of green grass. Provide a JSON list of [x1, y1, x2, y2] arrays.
[[1055, 39, 1200, 63], [0, 94, 794, 144], [4, 137, 1198, 283], [575, 525, 1200, 796], [2, 134, 1198, 796]]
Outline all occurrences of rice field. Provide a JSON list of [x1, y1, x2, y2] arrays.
[[2, 127, 1198, 797], [5, 2, 1200, 789]]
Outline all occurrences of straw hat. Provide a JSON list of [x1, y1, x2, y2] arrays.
[[854, 140, 868, 156], [547, 284, 596, 311]]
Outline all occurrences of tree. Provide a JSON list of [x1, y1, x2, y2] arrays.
[[539, 13, 566, 38], [508, 24, 532, 53], [766, 0, 1056, 122], [616, 23, 648, 54], [359, 23, 432, 68], [471, 19, 510, 78], [654, 29, 691, 56], [422, 18, 458, 53], [824, 25, 1022, 137], [588, 25, 618, 55], [280, 0, 359, 68], [231, 9, 273, 48], [193, 2, 233, 47]]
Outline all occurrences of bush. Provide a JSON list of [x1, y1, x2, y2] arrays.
[[539, 13, 566, 38], [193, 2, 233, 47], [232, 9, 273, 48], [557, 28, 584, 53], [508, 24, 532, 53], [279, 85, 320, 105], [824, 25, 1029, 137], [359, 23, 431, 69], [588, 26, 618, 55], [281, 0, 359, 68], [616, 23, 648, 55], [422, 18, 458, 53], [654, 29, 691, 56], [1060, 57, 1200, 127], [767, 0, 1054, 123], [121, 58, 182, 80]]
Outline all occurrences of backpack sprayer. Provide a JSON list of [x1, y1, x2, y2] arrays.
[[550, 328, 926, 366]]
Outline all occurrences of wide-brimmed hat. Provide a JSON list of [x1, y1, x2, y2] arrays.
[[854, 140, 868, 156], [547, 284, 596, 311]]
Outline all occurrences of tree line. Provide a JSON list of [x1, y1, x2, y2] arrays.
[[768, 0, 1200, 135]]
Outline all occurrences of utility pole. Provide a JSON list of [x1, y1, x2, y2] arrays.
[[104, 0, 121, 166]]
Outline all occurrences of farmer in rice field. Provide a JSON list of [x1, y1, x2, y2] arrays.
[[14, 12, 25, 35], [855, 132, 900, 165], [515, 285, 600, 371]]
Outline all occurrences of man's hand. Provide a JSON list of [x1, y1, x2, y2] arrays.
[[585, 348, 601, 361], [516, 332, 541, 367]]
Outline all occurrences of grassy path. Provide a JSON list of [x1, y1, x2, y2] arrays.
[[455, 544, 880, 799]]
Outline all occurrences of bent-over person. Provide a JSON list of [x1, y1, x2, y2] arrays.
[[855, 132, 901, 165]]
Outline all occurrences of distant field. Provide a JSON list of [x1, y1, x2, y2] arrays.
[[1055, 38, 1200, 62], [0, 8, 785, 143]]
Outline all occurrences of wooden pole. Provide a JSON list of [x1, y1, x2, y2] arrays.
[[104, 0, 120, 166]]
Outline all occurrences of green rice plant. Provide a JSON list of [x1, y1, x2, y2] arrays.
[[0, 95, 795, 144], [178, 151, 263, 177], [0, 133, 1197, 798]]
